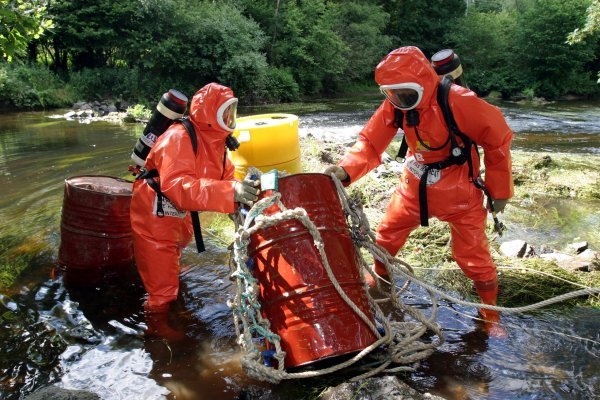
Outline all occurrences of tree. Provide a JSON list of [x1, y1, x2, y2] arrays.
[[0, 0, 53, 61], [329, 1, 392, 84], [567, 0, 600, 82], [448, 9, 524, 97], [46, 0, 140, 70], [516, 0, 598, 98], [378, 0, 466, 57]]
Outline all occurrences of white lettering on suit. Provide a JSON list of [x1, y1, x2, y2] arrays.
[[405, 157, 442, 185], [153, 194, 187, 218]]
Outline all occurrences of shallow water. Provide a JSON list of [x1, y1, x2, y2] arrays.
[[0, 100, 599, 399]]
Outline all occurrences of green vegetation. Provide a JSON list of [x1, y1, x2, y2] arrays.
[[1, 0, 598, 110], [512, 152, 600, 199], [126, 104, 152, 120], [0, 0, 53, 61], [200, 137, 600, 308], [0, 63, 74, 109]]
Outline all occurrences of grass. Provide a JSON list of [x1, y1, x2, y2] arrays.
[[202, 136, 600, 308], [512, 152, 600, 200]]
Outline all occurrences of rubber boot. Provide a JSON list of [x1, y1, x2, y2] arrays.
[[364, 260, 390, 288], [143, 302, 186, 342], [474, 279, 507, 338]]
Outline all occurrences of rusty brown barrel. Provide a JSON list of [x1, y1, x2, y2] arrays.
[[248, 173, 378, 368], [58, 175, 134, 285]]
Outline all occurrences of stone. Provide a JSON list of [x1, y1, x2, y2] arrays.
[[24, 386, 100, 400], [538, 244, 554, 254], [320, 375, 444, 400], [539, 252, 574, 263], [524, 244, 536, 258], [567, 241, 588, 254], [500, 240, 528, 258], [577, 249, 597, 262], [540, 252, 590, 272]]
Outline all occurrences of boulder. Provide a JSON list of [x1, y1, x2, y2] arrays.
[[24, 386, 99, 400], [540, 252, 594, 272], [567, 241, 588, 254], [500, 240, 528, 258], [320, 375, 444, 400]]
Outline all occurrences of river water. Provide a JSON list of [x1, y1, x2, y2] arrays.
[[0, 98, 599, 400]]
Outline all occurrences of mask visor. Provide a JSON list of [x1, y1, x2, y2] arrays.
[[380, 83, 424, 110], [216, 97, 238, 132]]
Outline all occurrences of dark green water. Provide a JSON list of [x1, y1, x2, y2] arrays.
[[0, 101, 599, 400]]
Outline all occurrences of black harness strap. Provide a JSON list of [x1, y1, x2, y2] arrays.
[[178, 118, 205, 253], [136, 118, 205, 253], [388, 77, 494, 227], [418, 76, 472, 227]]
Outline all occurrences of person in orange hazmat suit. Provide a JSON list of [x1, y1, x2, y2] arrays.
[[130, 82, 260, 339], [324, 46, 513, 335]]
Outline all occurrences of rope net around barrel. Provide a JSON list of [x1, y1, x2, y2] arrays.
[[227, 169, 445, 383]]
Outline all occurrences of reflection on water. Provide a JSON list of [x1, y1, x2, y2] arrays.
[[2, 263, 598, 400], [0, 103, 599, 399], [503, 197, 600, 250], [297, 99, 600, 154]]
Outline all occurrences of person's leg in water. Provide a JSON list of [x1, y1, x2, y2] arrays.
[[134, 235, 186, 341], [444, 204, 507, 337], [372, 189, 420, 287]]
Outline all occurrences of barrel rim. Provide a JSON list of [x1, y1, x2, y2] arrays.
[[64, 175, 133, 196], [235, 113, 299, 128]]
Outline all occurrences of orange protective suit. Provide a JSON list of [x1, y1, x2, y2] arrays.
[[131, 83, 237, 313], [338, 47, 513, 319]]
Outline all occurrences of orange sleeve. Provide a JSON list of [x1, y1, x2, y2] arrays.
[[450, 91, 514, 200], [338, 100, 399, 184], [150, 126, 237, 213]]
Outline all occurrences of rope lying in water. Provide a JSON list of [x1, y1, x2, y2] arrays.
[[228, 170, 444, 383]]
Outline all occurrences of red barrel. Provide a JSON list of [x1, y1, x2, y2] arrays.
[[58, 175, 134, 285], [249, 173, 377, 368]]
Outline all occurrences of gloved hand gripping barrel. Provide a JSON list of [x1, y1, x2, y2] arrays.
[[131, 89, 188, 167]]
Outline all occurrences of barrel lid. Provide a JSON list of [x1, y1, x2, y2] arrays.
[[168, 89, 188, 105], [65, 175, 132, 195], [234, 114, 298, 130]]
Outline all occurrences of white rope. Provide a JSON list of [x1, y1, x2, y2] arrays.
[[228, 171, 444, 383], [228, 170, 599, 383], [373, 266, 600, 313], [409, 264, 597, 291]]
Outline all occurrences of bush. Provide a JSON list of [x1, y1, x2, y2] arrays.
[[260, 67, 300, 103], [0, 63, 74, 109]]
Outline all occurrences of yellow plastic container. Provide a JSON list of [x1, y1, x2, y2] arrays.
[[229, 114, 302, 180]]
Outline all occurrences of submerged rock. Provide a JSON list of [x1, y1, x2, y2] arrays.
[[320, 375, 444, 400], [24, 386, 100, 400]]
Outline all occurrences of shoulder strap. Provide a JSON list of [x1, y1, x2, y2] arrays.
[[393, 108, 410, 162], [177, 117, 205, 253], [437, 76, 458, 134], [179, 117, 198, 155], [437, 75, 479, 179]]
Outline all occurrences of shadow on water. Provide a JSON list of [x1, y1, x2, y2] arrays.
[[0, 104, 599, 399]]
